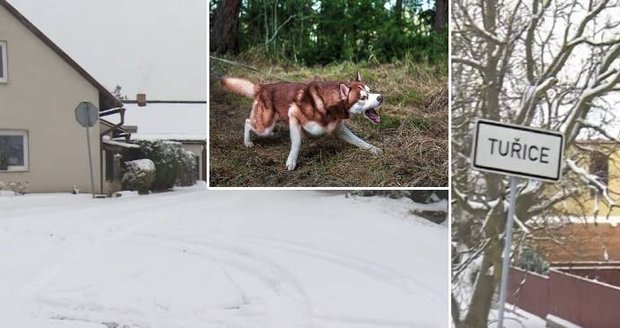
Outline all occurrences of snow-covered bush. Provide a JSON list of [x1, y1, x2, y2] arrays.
[[6, 181, 28, 195], [178, 149, 198, 187], [136, 140, 197, 190], [122, 159, 156, 194]]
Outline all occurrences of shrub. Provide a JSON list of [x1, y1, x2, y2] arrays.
[[8, 181, 28, 195], [136, 140, 198, 190], [122, 159, 155, 194], [515, 247, 549, 275], [178, 149, 198, 187]]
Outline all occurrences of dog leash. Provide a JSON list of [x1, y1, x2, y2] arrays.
[[209, 56, 295, 83]]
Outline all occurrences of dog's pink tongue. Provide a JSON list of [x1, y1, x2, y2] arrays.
[[366, 108, 381, 124]]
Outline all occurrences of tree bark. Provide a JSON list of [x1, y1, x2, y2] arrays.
[[211, 0, 241, 54], [463, 246, 500, 328], [433, 0, 448, 32], [395, 0, 403, 25]]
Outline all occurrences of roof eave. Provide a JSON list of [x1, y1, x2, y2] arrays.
[[1, 0, 122, 110]]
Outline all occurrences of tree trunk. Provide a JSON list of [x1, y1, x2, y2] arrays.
[[452, 294, 463, 327], [211, 0, 241, 54], [433, 0, 448, 32], [463, 246, 501, 328], [395, 0, 403, 25], [464, 190, 505, 327]]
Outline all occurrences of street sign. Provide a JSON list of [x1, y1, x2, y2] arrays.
[[471, 119, 565, 328], [75, 101, 98, 127], [74, 101, 99, 198], [472, 119, 564, 182]]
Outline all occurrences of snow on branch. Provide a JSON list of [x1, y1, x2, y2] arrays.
[[452, 57, 486, 74], [453, 187, 495, 214], [577, 119, 620, 142], [598, 43, 620, 76], [528, 188, 576, 217], [513, 215, 531, 235], [517, 77, 558, 123], [566, 159, 615, 207]]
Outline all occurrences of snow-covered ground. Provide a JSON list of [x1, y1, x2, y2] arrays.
[[453, 260, 546, 328], [488, 307, 546, 328], [0, 185, 448, 328]]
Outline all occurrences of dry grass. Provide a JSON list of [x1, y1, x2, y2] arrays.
[[209, 58, 448, 187]]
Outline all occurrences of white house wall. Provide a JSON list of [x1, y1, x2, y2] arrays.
[[0, 6, 102, 193]]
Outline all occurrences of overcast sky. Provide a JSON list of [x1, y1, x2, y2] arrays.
[[9, 0, 206, 101]]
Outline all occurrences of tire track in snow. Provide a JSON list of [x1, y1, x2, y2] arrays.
[[130, 233, 314, 328], [6, 193, 207, 318], [312, 314, 438, 328], [232, 234, 442, 303], [132, 232, 437, 328], [193, 234, 443, 327]]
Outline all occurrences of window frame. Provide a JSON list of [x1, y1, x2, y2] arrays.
[[0, 40, 7, 83], [0, 130, 29, 172], [589, 151, 609, 196]]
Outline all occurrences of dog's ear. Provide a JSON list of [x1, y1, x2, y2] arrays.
[[355, 71, 362, 82], [339, 83, 350, 100]]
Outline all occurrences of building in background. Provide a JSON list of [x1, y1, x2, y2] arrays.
[[0, 1, 206, 194], [108, 101, 207, 182], [0, 1, 123, 193]]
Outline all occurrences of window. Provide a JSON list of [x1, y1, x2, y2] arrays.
[[0, 130, 29, 171], [0, 41, 6, 83], [590, 152, 609, 194]]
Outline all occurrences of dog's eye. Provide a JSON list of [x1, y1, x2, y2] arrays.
[[361, 95, 368, 100]]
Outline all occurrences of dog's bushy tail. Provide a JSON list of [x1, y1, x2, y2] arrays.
[[220, 77, 257, 98]]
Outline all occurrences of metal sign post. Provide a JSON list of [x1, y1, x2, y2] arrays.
[[471, 119, 564, 327], [497, 176, 517, 328], [74, 102, 99, 198], [84, 125, 95, 198]]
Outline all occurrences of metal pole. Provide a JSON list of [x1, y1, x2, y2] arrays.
[[497, 176, 517, 327], [85, 127, 95, 199]]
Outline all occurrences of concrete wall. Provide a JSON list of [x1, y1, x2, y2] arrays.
[[181, 143, 205, 181], [0, 5, 102, 193]]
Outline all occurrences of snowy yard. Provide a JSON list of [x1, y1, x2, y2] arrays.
[[487, 308, 546, 328], [0, 185, 448, 328]]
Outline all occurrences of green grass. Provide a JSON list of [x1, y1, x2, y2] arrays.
[[209, 56, 448, 187]]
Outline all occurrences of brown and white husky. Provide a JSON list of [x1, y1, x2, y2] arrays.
[[221, 72, 384, 170]]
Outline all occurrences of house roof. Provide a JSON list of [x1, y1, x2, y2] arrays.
[[102, 136, 140, 149], [1, 0, 121, 110], [109, 102, 206, 142]]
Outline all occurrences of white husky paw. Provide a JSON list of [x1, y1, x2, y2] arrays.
[[286, 158, 297, 171], [244, 141, 254, 148], [369, 146, 383, 155]]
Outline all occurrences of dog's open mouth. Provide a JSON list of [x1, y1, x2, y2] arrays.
[[365, 108, 381, 124]]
